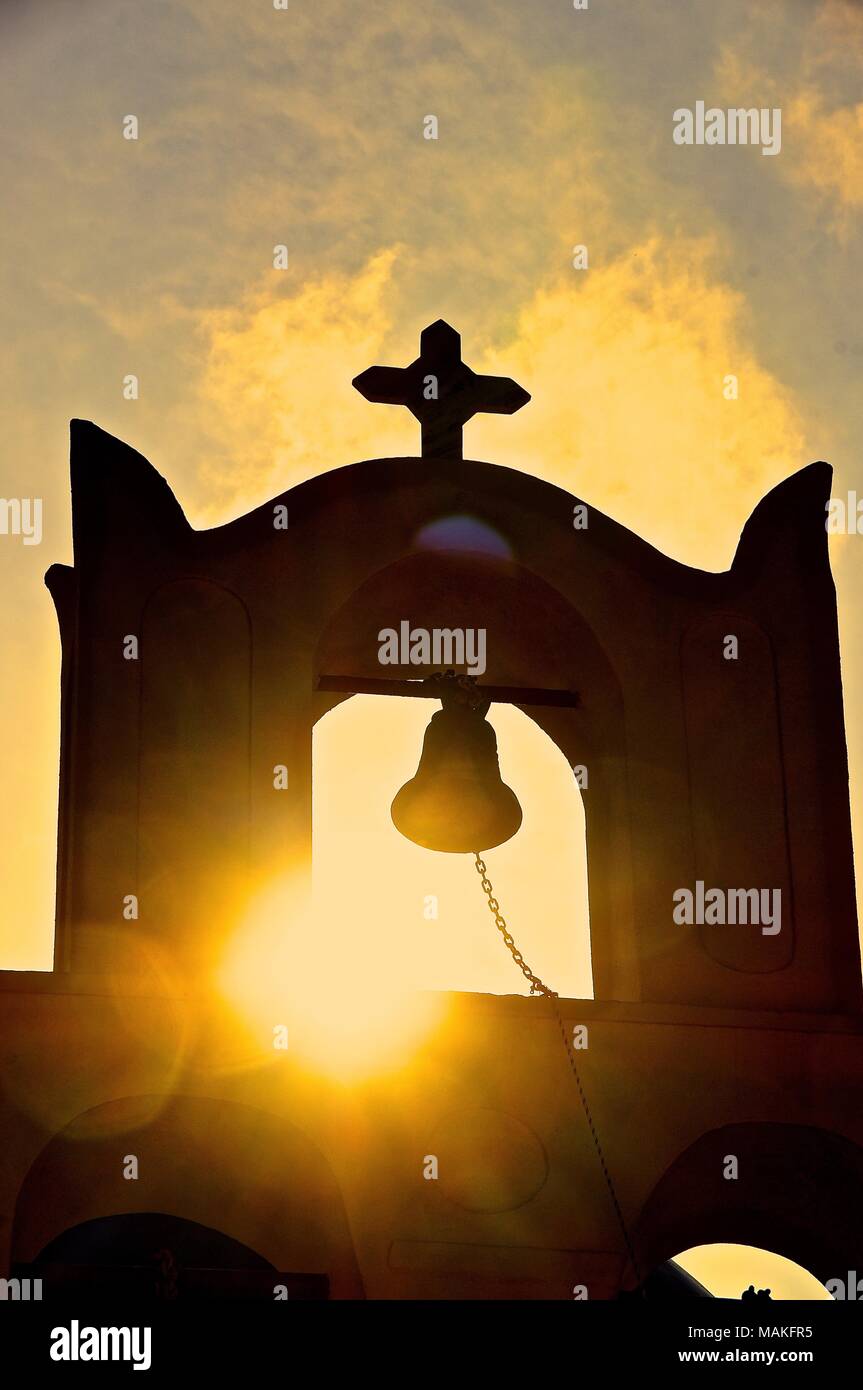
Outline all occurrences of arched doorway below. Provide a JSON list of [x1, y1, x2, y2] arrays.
[[672, 1244, 832, 1301], [14, 1212, 328, 1303], [633, 1124, 863, 1300]]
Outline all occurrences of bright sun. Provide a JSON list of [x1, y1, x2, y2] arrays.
[[217, 694, 592, 1081]]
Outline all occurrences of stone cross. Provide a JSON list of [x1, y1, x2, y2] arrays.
[[352, 319, 530, 459]]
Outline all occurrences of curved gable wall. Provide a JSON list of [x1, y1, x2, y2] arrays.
[[48, 425, 859, 1012]]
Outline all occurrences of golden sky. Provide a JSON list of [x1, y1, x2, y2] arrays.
[[1, 0, 861, 1297]]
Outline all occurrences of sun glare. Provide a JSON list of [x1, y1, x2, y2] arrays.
[[217, 873, 447, 1083], [217, 694, 591, 1082]]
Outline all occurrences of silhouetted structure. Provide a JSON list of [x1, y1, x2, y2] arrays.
[[0, 325, 860, 1298]]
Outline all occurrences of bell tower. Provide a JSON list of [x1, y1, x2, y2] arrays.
[[1, 318, 859, 1303], [44, 322, 859, 1015]]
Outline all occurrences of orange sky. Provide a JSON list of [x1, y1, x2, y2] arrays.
[[2, 0, 862, 970], [1, 0, 860, 1298]]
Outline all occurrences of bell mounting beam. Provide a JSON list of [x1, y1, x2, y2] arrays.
[[317, 674, 580, 709]]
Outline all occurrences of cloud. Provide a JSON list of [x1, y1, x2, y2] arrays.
[[0, 0, 857, 969], [472, 237, 808, 570], [192, 249, 413, 520], [784, 92, 863, 227], [190, 234, 807, 573], [714, 5, 863, 237]]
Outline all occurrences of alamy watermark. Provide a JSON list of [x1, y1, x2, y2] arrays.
[[673, 882, 781, 935], [673, 102, 781, 156], [0, 1276, 42, 1300], [50, 1321, 151, 1371], [378, 623, 487, 676], [826, 494, 863, 534], [825, 1272, 863, 1300], [0, 497, 42, 545]]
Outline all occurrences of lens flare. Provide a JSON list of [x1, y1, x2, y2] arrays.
[[217, 874, 446, 1083]]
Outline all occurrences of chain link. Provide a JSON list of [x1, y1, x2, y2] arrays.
[[473, 851, 643, 1290], [474, 854, 558, 997]]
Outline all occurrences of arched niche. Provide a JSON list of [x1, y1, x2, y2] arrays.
[[681, 614, 793, 972], [12, 1212, 329, 1302], [314, 549, 638, 1001]]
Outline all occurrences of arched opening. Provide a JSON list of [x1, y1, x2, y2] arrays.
[[313, 543, 634, 1001], [672, 1244, 831, 1301], [11, 1096, 364, 1298], [13, 1212, 327, 1303], [633, 1122, 863, 1299], [312, 694, 592, 998]]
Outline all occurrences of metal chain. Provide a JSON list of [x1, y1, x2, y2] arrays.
[[473, 852, 643, 1290], [474, 854, 557, 997]]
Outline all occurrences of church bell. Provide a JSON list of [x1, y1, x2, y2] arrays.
[[391, 681, 523, 853]]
